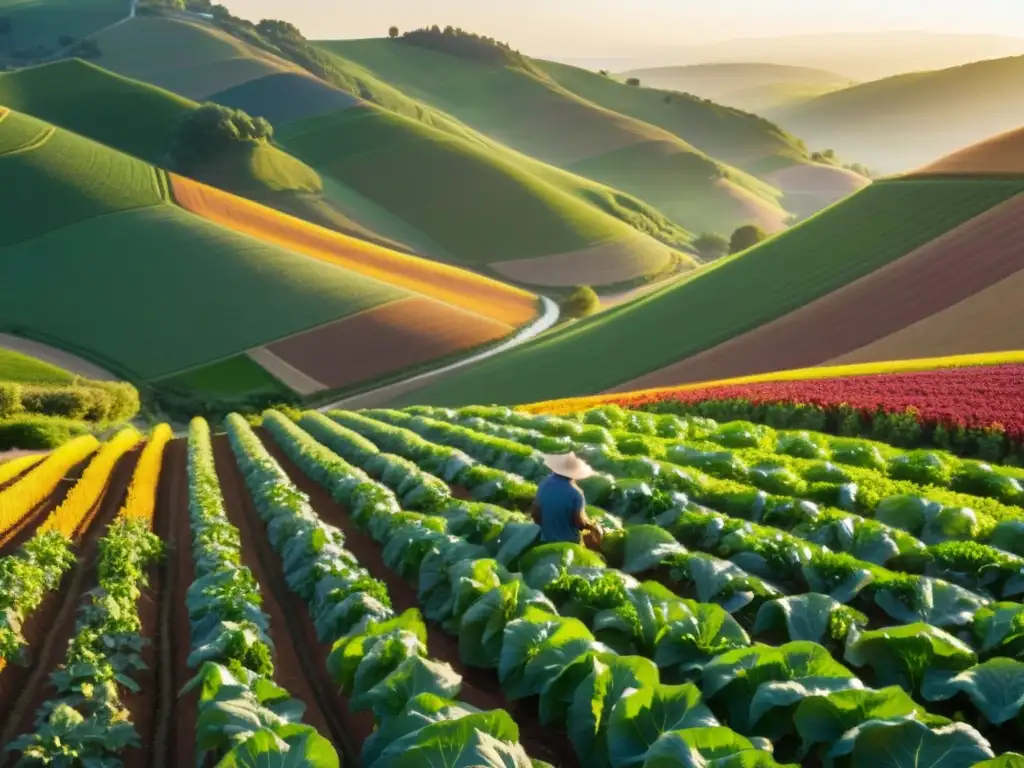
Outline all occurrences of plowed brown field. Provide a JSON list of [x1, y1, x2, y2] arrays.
[[608, 192, 1024, 392], [169, 174, 539, 327], [909, 127, 1024, 176], [266, 296, 513, 390]]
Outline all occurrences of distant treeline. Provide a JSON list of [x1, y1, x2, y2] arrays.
[[394, 25, 529, 68]]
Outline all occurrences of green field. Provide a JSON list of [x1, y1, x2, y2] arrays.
[[0, 347, 75, 384], [771, 55, 1024, 173], [0, 0, 126, 54], [0, 203, 408, 379], [318, 39, 794, 234], [0, 59, 193, 163], [157, 354, 293, 398], [397, 178, 1024, 405], [279, 104, 649, 264], [0, 109, 165, 246], [538, 60, 809, 170]]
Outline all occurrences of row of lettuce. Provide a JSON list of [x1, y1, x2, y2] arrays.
[[258, 408, 1023, 766]]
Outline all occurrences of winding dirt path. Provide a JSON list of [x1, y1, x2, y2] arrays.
[[211, 436, 372, 764], [0, 448, 140, 764], [258, 429, 581, 768]]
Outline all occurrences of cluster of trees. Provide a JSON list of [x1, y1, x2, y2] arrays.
[[560, 286, 600, 320], [394, 25, 526, 67], [692, 224, 768, 260], [167, 103, 273, 173], [811, 148, 872, 178]]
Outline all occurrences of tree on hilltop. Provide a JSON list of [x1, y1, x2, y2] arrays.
[[167, 103, 273, 173], [389, 26, 399, 38], [729, 225, 767, 254], [692, 233, 729, 260], [626, 77, 641, 86]]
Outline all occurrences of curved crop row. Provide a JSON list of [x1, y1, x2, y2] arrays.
[[271, 410, 1012, 765], [0, 428, 143, 676], [0, 454, 44, 486], [182, 418, 337, 765], [0, 435, 99, 539], [6, 443, 164, 765], [118, 425, 172, 524], [444, 406, 1024, 595], [370, 409, 1002, 631], [224, 413, 536, 766], [38, 428, 142, 538]]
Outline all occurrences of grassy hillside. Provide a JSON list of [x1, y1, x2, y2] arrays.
[[278, 103, 678, 278], [616, 63, 855, 112], [0, 0, 125, 61], [0, 347, 75, 384], [908, 127, 1024, 176], [771, 56, 1024, 174], [319, 37, 794, 236], [0, 109, 539, 392], [393, 178, 1024, 405]]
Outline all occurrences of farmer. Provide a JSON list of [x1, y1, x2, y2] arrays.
[[531, 452, 602, 546]]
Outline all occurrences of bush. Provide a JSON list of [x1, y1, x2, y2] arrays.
[[398, 26, 527, 67], [692, 233, 729, 260], [0, 382, 22, 419], [12, 382, 140, 423], [626, 77, 641, 86], [729, 225, 767, 254], [167, 103, 273, 174], [561, 286, 600, 320], [0, 415, 92, 450]]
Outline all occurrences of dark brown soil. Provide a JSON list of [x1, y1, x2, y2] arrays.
[[0, 455, 91, 556], [266, 296, 510, 390], [609, 194, 1024, 391], [0, 449, 140, 765], [258, 429, 581, 768], [211, 435, 372, 764]]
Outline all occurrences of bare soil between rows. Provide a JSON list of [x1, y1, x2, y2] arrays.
[[258, 428, 581, 768], [0, 448, 140, 765], [211, 435, 371, 763]]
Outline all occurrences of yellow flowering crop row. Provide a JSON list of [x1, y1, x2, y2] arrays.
[[118, 424, 173, 527], [0, 436, 99, 540], [38, 428, 141, 539], [0, 454, 45, 486]]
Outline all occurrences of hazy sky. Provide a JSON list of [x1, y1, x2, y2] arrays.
[[225, 0, 1024, 57]]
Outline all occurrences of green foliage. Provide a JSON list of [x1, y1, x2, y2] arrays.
[[561, 286, 601, 320], [398, 25, 527, 68], [692, 232, 730, 260], [0, 414, 91, 450], [626, 77, 641, 86], [730, 224, 767, 254], [167, 102, 273, 174]]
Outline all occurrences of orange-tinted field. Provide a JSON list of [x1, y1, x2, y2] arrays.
[[168, 175, 539, 327], [909, 127, 1024, 176], [265, 296, 512, 390]]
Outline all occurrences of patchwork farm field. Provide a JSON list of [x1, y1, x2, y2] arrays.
[[396, 178, 1024, 406], [1, 371, 1023, 765], [0, 0, 126, 52]]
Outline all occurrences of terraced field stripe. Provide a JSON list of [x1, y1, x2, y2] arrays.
[[245, 346, 327, 395], [0, 125, 55, 158], [167, 173, 540, 327]]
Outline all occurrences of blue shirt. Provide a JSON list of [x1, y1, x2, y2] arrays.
[[536, 474, 585, 544]]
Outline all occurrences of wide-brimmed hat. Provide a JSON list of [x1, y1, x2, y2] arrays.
[[543, 452, 594, 480]]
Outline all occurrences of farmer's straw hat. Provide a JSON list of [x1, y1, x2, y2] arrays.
[[543, 452, 594, 480]]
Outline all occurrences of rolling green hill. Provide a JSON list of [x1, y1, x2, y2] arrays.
[[318, 37, 799, 236], [393, 178, 1024, 406], [617, 63, 855, 113], [0, 0, 126, 62], [0, 347, 76, 384], [770, 56, 1024, 174]]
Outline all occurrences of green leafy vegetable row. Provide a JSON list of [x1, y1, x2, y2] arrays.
[[0, 532, 76, 667], [6, 516, 162, 765], [280, 409, 1015, 765], [182, 417, 338, 766], [440, 406, 1024, 597], [490, 405, 1024, 551], [225, 413, 540, 767], [269, 411, 810, 766]]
